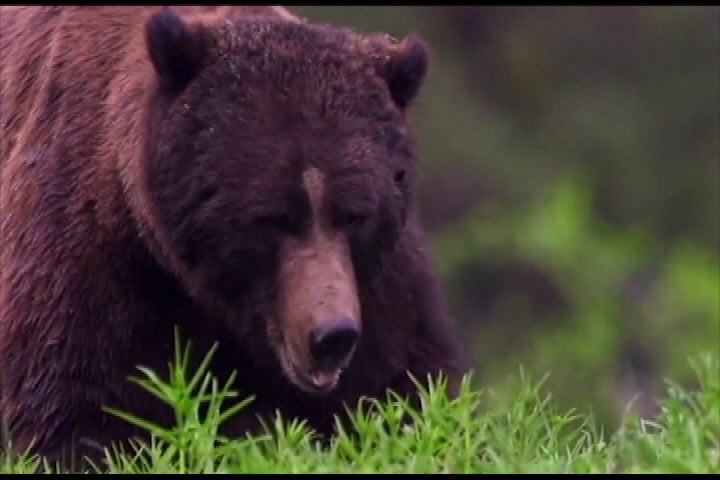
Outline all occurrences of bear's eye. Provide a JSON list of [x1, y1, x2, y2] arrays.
[[394, 169, 406, 183], [251, 214, 296, 234], [198, 185, 218, 203], [336, 212, 368, 230]]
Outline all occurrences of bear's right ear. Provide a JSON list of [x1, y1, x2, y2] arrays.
[[145, 8, 210, 91], [367, 33, 430, 111]]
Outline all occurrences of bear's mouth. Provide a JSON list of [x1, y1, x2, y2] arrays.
[[279, 351, 344, 396]]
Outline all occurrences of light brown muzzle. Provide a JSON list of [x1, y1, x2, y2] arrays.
[[275, 168, 361, 395]]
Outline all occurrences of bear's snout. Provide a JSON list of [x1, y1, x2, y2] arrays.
[[309, 316, 360, 373]]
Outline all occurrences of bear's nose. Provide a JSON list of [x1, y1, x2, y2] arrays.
[[309, 317, 359, 372]]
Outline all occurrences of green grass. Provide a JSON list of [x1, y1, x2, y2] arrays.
[[1, 340, 718, 474]]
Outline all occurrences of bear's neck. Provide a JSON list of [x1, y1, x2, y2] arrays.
[[99, 24, 187, 282]]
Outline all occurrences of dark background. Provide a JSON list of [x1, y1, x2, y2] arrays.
[[295, 5, 720, 430]]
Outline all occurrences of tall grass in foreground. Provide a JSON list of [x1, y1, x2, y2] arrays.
[[1, 339, 718, 474]]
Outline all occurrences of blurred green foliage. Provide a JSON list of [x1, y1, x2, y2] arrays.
[[295, 6, 720, 430]]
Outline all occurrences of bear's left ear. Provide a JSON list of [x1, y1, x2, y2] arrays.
[[145, 8, 212, 91], [379, 34, 430, 110]]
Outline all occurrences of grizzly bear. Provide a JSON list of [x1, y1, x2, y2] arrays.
[[0, 5, 470, 470]]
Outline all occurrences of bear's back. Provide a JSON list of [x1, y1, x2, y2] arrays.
[[0, 5, 297, 165]]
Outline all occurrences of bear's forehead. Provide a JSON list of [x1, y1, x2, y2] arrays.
[[221, 19, 357, 51], [244, 133, 393, 180], [183, 19, 411, 185], [215, 20, 377, 78]]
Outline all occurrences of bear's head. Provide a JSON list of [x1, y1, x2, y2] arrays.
[[139, 8, 430, 395]]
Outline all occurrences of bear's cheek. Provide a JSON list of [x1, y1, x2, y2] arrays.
[[179, 229, 279, 311]]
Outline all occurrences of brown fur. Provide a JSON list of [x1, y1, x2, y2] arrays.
[[0, 5, 470, 470]]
